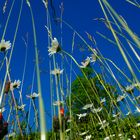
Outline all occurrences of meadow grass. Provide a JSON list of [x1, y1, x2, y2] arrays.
[[0, 0, 140, 140]]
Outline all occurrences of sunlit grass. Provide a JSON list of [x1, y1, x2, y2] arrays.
[[0, 0, 140, 140]]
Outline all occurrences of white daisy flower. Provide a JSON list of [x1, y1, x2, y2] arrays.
[[98, 120, 106, 125], [112, 112, 121, 118], [132, 135, 136, 139], [48, 37, 61, 56], [99, 120, 109, 130], [65, 129, 71, 133], [84, 135, 91, 140], [82, 103, 93, 110], [125, 84, 135, 93], [104, 136, 110, 140], [80, 57, 90, 68], [118, 133, 123, 137], [134, 82, 140, 88], [91, 107, 102, 113], [26, 92, 39, 99], [100, 98, 106, 104], [17, 104, 26, 111], [0, 39, 11, 52], [67, 119, 72, 123], [10, 80, 21, 91], [117, 94, 126, 102], [0, 107, 5, 112], [76, 113, 87, 120], [51, 68, 63, 75], [135, 123, 140, 127], [90, 49, 97, 63], [79, 131, 89, 136], [53, 100, 64, 106], [104, 134, 115, 140], [6, 132, 16, 138]]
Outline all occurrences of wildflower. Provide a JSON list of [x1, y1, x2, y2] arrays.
[[98, 120, 106, 125], [79, 131, 89, 136], [99, 120, 109, 130], [91, 107, 102, 113], [125, 84, 135, 93], [67, 119, 72, 123], [7, 132, 16, 138], [80, 57, 90, 68], [104, 134, 115, 140], [26, 92, 39, 99], [51, 68, 63, 75], [134, 82, 140, 88], [48, 38, 61, 55], [100, 98, 106, 104], [60, 107, 64, 116], [53, 101, 64, 106], [117, 94, 126, 102], [0, 107, 5, 113], [82, 103, 93, 110], [135, 123, 140, 127], [76, 113, 87, 120], [10, 80, 21, 91], [90, 49, 97, 62], [17, 104, 26, 111], [84, 135, 91, 140], [65, 129, 70, 133], [132, 135, 136, 139], [113, 112, 121, 118], [0, 39, 11, 52]]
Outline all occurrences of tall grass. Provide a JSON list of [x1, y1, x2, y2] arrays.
[[0, 0, 140, 140]]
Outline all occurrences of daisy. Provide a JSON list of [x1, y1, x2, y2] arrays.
[[51, 68, 63, 75], [90, 49, 97, 62], [91, 107, 102, 113], [53, 100, 64, 106], [0, 39, 11, 52], [100, 98, 106, 104], [80, 57, 90, 68], [84, 135, 91, 140], [132, 135, 136, 139], [117, 94, 126, 102], [113, 112, 121, 118], [125, 84, 135, 93], [26, 92, 39, 99], [79, 131, 89, 136], [82, 103, 93, 110], [48, 37, 61, 56], [65, 129, 71, 133], [99, 120, 109, 130], [7, 132, 16, 138], [135, 123, 140, 127], [0, 107, 5, 113], [17, 104, 26, 111], [104, 134, 115, 140], [10, 80, 21, 91], [76, 113, 87, 120]]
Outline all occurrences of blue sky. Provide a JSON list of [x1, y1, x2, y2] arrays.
[[0, 0, 140, 131]]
